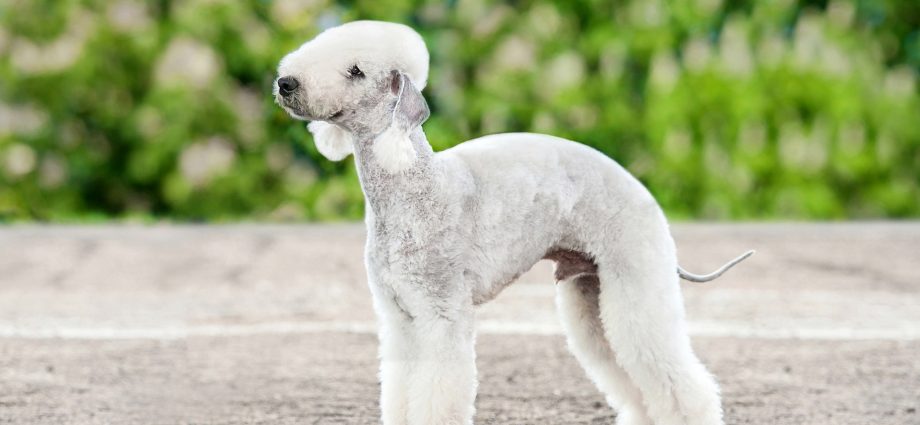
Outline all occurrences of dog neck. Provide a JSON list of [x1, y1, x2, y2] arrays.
[[352, 127, 439, 219]]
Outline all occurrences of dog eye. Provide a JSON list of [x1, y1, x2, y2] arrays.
[[348, 65, 364, 78]]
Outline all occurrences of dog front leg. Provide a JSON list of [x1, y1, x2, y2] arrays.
[[405, 305, 477, 425], [370, 282, 414, 425]]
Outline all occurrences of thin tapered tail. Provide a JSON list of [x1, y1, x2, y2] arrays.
[[678, 250, 755, 282]]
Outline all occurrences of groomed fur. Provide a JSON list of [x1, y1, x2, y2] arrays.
[[275, 20, 727, 425], [372, 124, 416, 172], [307, 121, 354, 160]]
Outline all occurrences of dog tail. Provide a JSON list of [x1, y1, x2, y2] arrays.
[[677, 250, 755, 282]]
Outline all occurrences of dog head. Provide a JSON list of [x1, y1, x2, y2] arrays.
[[275, 21, 429, 165]]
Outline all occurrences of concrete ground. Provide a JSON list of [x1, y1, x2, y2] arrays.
[[0, 223, 918, 424]]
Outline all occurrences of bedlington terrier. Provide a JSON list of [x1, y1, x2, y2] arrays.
[[275, 20, 752, 425]]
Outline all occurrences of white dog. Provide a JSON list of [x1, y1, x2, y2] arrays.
[[275, 21, 751, 425]]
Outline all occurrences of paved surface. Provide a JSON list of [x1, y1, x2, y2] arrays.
[[0, 223, 918, 424]]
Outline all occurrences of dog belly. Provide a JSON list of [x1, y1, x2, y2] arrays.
[[467, 244, 600, 305], [543, 248, 598, 281], [468, 251, 544, 305]]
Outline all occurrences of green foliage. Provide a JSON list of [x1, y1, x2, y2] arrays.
[[0, 0, 918, 221]]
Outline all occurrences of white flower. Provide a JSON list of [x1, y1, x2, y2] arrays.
[[471, 6, 510, 39], [271, 0, 328, 31], [738, 121, 767, 152], [233, 87, 264, 146], [718, 17, 753, 77], [649, 51, 680, 91], [683, 36, 713, 72], [664, 128, 693, 158], [526, 4, 561, 40], [628, 0, 667, 27], [9, 10, 94, 74], [283, 161, 317, 191], [598, 42, 627, 80], [266, 144, 293, 172], [155, 37, 223, 89], [107, 0, 152, 32], [39, 155, 68, 189], [792, 13, 824, 71], [838, 123, 866, 157], [0, 103, 46, 136], [240, 17, 271, 53], [884, 66, 916, 98], [544, 51, 586, 95], [3, 144, 37, 179], [491, 35, 536, 72], [179, 137, 236, 187], [756, 31, 787, 68], [827, 0, 855, 28]]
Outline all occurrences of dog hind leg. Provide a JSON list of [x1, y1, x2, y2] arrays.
[[593, 234, 724, 425], [556, 274, 654, 425]]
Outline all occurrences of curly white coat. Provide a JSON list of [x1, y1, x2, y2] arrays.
[[276, 20, 730, 425]]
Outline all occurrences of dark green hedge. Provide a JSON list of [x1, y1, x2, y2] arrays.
[[1, 0, 918, 221]]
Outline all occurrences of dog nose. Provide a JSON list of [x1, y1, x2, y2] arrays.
[[278, 76, 299, 97]]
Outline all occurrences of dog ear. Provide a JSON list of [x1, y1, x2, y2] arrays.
[[307, 121, 353, 161], [373, 71, 429, 173], [389, 70, 430, 130]]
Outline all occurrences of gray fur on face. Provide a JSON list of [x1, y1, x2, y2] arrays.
[[275, 65, 392, 129], [342, 71, 429, 142]]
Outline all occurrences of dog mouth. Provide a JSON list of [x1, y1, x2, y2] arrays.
[[280, 104, 309, 121], [275, 94, 343, 122]]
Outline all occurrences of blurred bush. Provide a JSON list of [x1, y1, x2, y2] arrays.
[[0, 0, 917, 221]]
